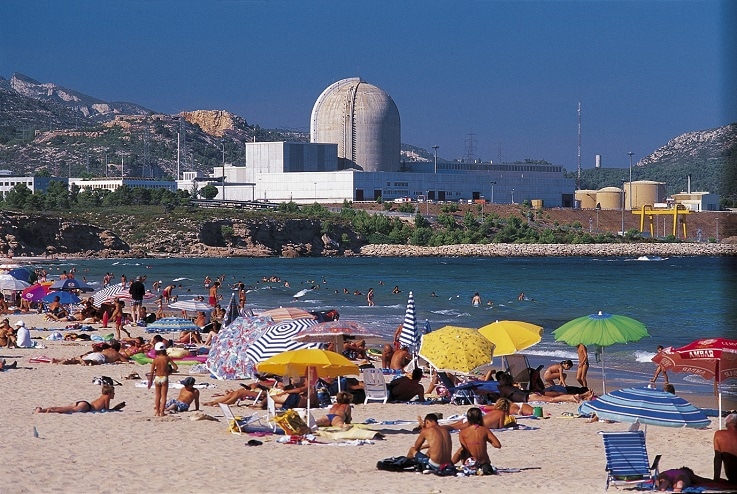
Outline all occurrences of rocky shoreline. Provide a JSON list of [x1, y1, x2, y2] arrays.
[[359, 242, 737, 257]]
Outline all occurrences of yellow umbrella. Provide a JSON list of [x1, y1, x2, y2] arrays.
[[256, 348, 359, 378], [419, 325, 495, 374], [478, 320, 543, 356]]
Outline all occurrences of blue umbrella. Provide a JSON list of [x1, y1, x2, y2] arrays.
[[145, 317, 200, 334], [398, 291, 418, 353], [42, 291, 81, 305], [579, 386, 710, 429], [50, 278, 95, 292], [8, 267, 32, 282]]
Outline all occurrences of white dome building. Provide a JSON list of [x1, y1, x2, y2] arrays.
[[310, 77, 400, 172]]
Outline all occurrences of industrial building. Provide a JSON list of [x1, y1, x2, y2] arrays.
[[192, 77, 575, 207]]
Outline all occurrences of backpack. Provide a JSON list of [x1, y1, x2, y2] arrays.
[[376, 456, 418, 472]]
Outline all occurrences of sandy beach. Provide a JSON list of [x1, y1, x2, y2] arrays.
[[0, 312, 730, 494]]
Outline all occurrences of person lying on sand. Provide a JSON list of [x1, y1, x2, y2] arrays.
[[52, 342, 130, 365], [34, 384, 125, 413], [497, 372, 592, 404], [0, 359, 17, 371], [202, 381, 272, 407]]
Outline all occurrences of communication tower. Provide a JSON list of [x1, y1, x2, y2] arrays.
[[464, 131, 476, 163]]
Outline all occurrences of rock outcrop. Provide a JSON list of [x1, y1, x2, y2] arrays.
[[181, 110, 247, 138]]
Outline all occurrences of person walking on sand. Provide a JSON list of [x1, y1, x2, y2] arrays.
[[209, 281, 220, 307], [112, 299, 131, 340], [652, 345, 669, 384], [576, 344, 589, 389], [148, 342, 178, 416], [128, 275, 145, 323]]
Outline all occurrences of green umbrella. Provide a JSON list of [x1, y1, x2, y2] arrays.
[[553, 311, 649, 393]]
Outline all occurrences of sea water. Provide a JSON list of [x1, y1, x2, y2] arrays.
[[49, 254, 737, 399]]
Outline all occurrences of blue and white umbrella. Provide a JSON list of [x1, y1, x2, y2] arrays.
[[398, 291, 418, 353], [579, 386, 710, 429], [145, 316, 200, 334], [50, 278, 95, 292], [223, 292, 241, 327], [245, 318, 320, 364]]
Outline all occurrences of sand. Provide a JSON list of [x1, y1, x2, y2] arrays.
[[0, 312, 729, 494]]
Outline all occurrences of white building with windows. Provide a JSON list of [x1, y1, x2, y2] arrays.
[[0, 172, 61, 198], [68, 178, 176, 193]]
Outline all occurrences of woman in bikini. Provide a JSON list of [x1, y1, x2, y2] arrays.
[[316, 391, 353, 428], [148, 342, 178, 416], [576, 344, 590, 388], [35, 385, 125, 413]]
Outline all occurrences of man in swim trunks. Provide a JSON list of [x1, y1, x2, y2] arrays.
[[165, 377, 200, 413], [452, 407, 501, 475], [35, 385, 125, 413], [576, 344, 589, 388], [714, 413, 737, 484], [408, 413, 454, 473]]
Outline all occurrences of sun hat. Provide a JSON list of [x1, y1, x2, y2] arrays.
[[181, 377, 196, 387], [154, 342, 166, 351], [14, 320, 24, 327]]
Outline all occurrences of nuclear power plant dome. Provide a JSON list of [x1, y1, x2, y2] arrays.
[[310, 77, 401, 173]]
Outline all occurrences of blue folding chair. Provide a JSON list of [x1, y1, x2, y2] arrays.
[[600, 431, 661, 491], [436, 372, 499, 405]]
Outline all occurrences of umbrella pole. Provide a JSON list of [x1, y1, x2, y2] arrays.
[[601, 347, 607, 395]]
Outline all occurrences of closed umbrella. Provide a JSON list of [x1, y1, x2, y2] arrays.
[[206, 315, 275, 380], [223, 292, 241, 327], [553, 311, 649, 393], [579, 386, 710, 430], [42, 291, 81, 305], [398, 291, 418, 353], [259, 307, 316, 322], [245, 318, 319, 364], [478, 320, 543, 356], [145, 316, 200, 334], [49, 278, 94, 292], [419, 325, 495, 374]]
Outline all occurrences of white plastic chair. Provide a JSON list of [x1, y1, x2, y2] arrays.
[[362, 367, 388, 404]]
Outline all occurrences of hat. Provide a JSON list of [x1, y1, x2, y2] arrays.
[[181, 377, 196, 387], [14, 320, 24, 327], [154, 342, 166, 351], [136, 276, 142, 281]]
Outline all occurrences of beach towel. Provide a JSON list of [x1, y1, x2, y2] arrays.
[[317, 425, 383, 440]]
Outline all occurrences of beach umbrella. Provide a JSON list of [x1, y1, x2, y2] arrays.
[[579, 386, 710, 430], [478, 320, 543, 357], [0, 274, 30, 292], [419, 325, 495, 374], [259, 307, 316, 322], [93, 283, 126, 305], [168, 299, 213, 313], [8, 267, 32, 282], [398, 291, 418, 353], [245, 318, 320, 364], [257, 348, 360, 420], [223, 292, 241, 327], [145, 316, 200, 334], [21, 283, 51, 302], [49, 278, 95, 292], [553, 311, 649, 393], [42, 291, 81, 305], [293, 320, 381, 345], [206, 315, 274, 380], [653, 338, 737, 428]]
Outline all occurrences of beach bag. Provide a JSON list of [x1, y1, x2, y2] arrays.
[[376, 456, 418, 472], [273, 409, 310, 436]]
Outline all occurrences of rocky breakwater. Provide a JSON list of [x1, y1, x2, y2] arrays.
[[360, 242, 737, 257], [0, 212, 129, 257]]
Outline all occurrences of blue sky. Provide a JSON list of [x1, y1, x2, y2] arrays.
[[1, 0, 734, 171]]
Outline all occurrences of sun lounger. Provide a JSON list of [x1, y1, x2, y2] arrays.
[[600, 430, 660, 491]]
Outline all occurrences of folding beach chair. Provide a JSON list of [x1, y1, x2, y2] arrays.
[[503, 354, 533, 390], [436, 372, 500, 405], [219, 403, 273, 435], [361, 367, 388, 404], [600, 431, 661, 491]]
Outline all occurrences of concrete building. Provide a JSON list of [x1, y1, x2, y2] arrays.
[[671, 191, 720, 211], [0, 172, 62, 198], [69, 178, 176, 193]]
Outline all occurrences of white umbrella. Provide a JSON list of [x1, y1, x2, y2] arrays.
[[0, 274, 30, 291], [169, 299, 213, 312]]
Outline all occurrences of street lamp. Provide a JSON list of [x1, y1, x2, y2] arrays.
[[432, 145, 439, 174], [511, 188, 515, 204], [628, 152, 634, 210], [314, 182, 317, 202], [595, 203, 601, 231], [490, 181, 496, 204]]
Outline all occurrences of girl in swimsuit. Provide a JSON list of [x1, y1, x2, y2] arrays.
[[35, 385, 124, 413], [148, 342, 178, 416], [316, 391, 353, 428]]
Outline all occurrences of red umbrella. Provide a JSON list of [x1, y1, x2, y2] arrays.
[[653, 338, 737, 428]]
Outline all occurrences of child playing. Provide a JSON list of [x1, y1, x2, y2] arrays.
[[148, 341, 178, 416], [112, 299, 131, 340], [165, 376, 200, 413]]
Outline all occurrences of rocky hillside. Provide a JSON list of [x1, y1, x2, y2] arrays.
[[639, 124, 736, 167]]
